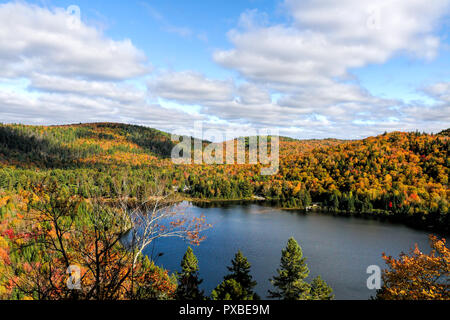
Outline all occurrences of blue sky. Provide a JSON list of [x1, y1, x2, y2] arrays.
[[0, 0, 449, 139], [54, 0, 450, 97], [40, 0, 277, 77]]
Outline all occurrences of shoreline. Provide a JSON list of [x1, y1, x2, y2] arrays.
[[179, 195, 448, 236]]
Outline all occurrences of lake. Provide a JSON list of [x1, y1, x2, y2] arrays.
[[143, 201, 446, 300]]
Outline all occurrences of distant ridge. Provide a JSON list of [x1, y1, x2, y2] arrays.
[[438, 128, 450, 137]]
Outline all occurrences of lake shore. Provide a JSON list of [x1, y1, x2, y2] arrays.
[[179, 195, 448, 236]]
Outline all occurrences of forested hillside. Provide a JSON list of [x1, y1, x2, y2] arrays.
[[0, 123, 448, 231], [0, 122, 448, 300], [0, 123, 175, 168]]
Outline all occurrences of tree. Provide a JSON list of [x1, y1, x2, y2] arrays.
[[132, 256, 177, 300], [211, 250, 258, 300], [121, 177, 210, 294], [176, 247, 205, 300], [310, 276, 334, 300], [5, 182, 207, 300], [376, 235, 450, 300], [268, 237, 311, 300], [6, 184, 134, 300], [211, 279, 247, 300]]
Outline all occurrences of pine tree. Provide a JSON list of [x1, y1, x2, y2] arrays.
[[331, 193, 339, 211], [212, 250, 259, 300], [226, 251, 257, 295], [211, 279, 247, 300], [347, 192, 355, 212], [269, 237, 311, 300], [310, 276, 334, 300], [176, 247, 205, 300]]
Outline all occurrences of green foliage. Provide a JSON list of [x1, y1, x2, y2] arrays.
[[310, 276, 334, 300], [0, 122, 446, 301], [176, 247, 205, 300], [211, 279, 250, 300], [0, 123, 447, 231], [269, 237, 333, 300], [134, 256, 178, 300], [211, 250, 259, 300], [0, 185, 178, 300], [269, 237, 311, 300], [225, 251, 258, 294]]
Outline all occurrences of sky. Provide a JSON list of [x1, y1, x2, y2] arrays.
[[0, 0, 449, 140]]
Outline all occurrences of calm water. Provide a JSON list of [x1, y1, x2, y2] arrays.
[[143, 201, 446, 300]]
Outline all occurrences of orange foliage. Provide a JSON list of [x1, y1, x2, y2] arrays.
[[378, 235, 450, 300]]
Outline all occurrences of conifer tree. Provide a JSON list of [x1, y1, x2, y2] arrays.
[[211, 279, 247, 300], [176, 247, 204, 300], [211, 250, 259, 300], [310, 276, 334, 300], [225, 250, 258, 296], [268, 237, 311, 300]]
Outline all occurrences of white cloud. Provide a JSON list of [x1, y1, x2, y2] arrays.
[[0, 2, 199, 134], [405, 82, 450, 123], [215, 0, 450, 86], [206, 0, 450, 137], [0, 2, 150, 80], [29, 74, 147, 103], [238, 83, 272, 105], [0, 1, 448, 140], [0, 86, 205, 130], [149, 71, 235, 104], [424, 82, 450, 103]]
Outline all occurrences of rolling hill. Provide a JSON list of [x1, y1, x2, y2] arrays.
[[0, 122, 448, 231]]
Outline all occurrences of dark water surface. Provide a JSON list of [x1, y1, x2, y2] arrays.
[[144, 201, 445, 300]]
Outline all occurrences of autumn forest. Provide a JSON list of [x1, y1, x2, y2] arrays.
[[0, 122, 448, 300]]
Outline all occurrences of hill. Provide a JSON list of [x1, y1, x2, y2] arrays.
[[0, 123, 175, 168], [0, 123, 448, 231], [438, 128, 450, 137]]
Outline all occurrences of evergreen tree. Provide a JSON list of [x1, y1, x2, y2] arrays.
[[347, 192, 355, 212], [225, 251, 257, 295], [176, 247, 205, 300], [211, 279, 248, 300], [211, 250, 259, 300], [331, 192, 339, 211], [310, 276, 334, 300], [268, 237, 311, 300]]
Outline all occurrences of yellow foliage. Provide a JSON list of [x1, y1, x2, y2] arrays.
[[378, 236, 450, 300]]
